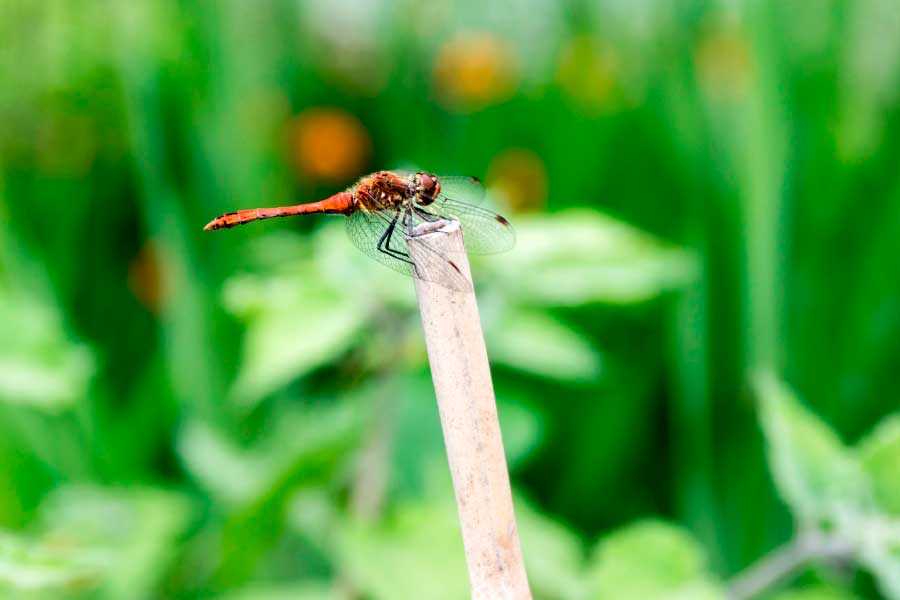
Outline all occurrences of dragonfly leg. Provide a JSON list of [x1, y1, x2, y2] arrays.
[[399, 208, 430, 279], [377, 210, 414, 265], [412, 207, 440, 222], [404, 207, 419, 236]]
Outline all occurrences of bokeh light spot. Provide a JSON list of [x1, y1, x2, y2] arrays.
[[695, 23, 755, 103], [287, 107, 371, 183], [432, 32, 519, 113], [487, 148, 547, 212], [128, 241, 169, 313]]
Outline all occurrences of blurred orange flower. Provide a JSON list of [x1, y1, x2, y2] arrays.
[[487, 148, 547, 212], [286, 107, 371, 183], [432, 32, 519, 113], [128, 241, 169, 313]]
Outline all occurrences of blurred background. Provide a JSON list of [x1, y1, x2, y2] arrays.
[[1, 0, 899, 598]]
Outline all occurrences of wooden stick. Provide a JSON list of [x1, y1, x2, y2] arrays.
[[408, 220, 532, 600]]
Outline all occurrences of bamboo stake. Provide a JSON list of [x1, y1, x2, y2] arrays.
[[408, 220, 532, 600]]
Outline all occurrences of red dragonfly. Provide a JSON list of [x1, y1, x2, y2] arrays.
[[204, 170, 514, 290]]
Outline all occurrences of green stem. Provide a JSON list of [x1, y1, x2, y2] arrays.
[[726, 531, 853, 600]]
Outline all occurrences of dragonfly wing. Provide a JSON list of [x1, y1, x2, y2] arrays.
[[405, 209, 473, 291], [346, 209, 414, 276], [436, 175, 486, 204], [429, 196, 515, 254], [346, 208, 472, 291]]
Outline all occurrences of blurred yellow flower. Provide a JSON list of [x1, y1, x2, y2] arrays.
[[286, 107, 371, 183], [556, 35, 620, 114], [432, 32, 519, 113], [487, 148, 547, 212], [694, 23, 755, 103]]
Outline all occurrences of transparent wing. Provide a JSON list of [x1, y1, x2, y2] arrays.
[[403, 207, 473, 291], [346, 209, 413, 276], [429, 196, 515, 254], [437, 175, 485, 204], [390, 172, 483, 203], [346, 208, 472, 291]]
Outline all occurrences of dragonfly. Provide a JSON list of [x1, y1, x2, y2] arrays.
[[204, 170, 515, 291]]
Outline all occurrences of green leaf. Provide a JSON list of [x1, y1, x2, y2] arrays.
[[30, 486, 192, 599], [286, 489, 340, 546], [487, 309, 601, 381], [178, 401, 366, 509], [497, 398, 543, 469], [755, 379, 900, 599], [754, 371, 870, 526], [209, 398, 365, 589], [333, 499, 469, 600], [763, 583, 862, 600], [586, 520, 723, 600], [515, 495, 590, 600], [0, 530, 103, 594], [331, 489, 596, 600], [223, 223, 423, 408], [176, 421, 272, 508], [487, 211, 697, 306], [325, 462, 591, 600], [223, 582, 341, 600], [857, 414, 900, 516], [224, 272, 368, 407], [854, 514, 900, 600], [0, 293, 93, 412]]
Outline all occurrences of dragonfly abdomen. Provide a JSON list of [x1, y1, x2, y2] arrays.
[[203, 192, 355, 230]]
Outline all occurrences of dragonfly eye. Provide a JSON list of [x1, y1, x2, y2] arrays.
[[416, 172, 440, 205]]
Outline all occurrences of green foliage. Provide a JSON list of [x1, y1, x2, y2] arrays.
[[858, 415, 900, 517], [222, 583, 341, 600], [332, 496, 470, 600], [487, 211, 697, 306], [293, 469, 725, 600], [515, 497, 588, 599], [765, 585, 862, 600], [178, 399, 366, 509], [222, 230, 380, 408], [756, 372, 900, 599], [755, 372, 871, 527], [0, 293, 93, 412], [0, 530, 100, 594], [489, 309, 601, 381], [0, 487, 190, 598], [0, 235, 94, 412], [1, 0, 900, 598], [587, 521, 724, 600]]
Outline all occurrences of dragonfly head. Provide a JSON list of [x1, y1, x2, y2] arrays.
[[414, 172, 441, 206]]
